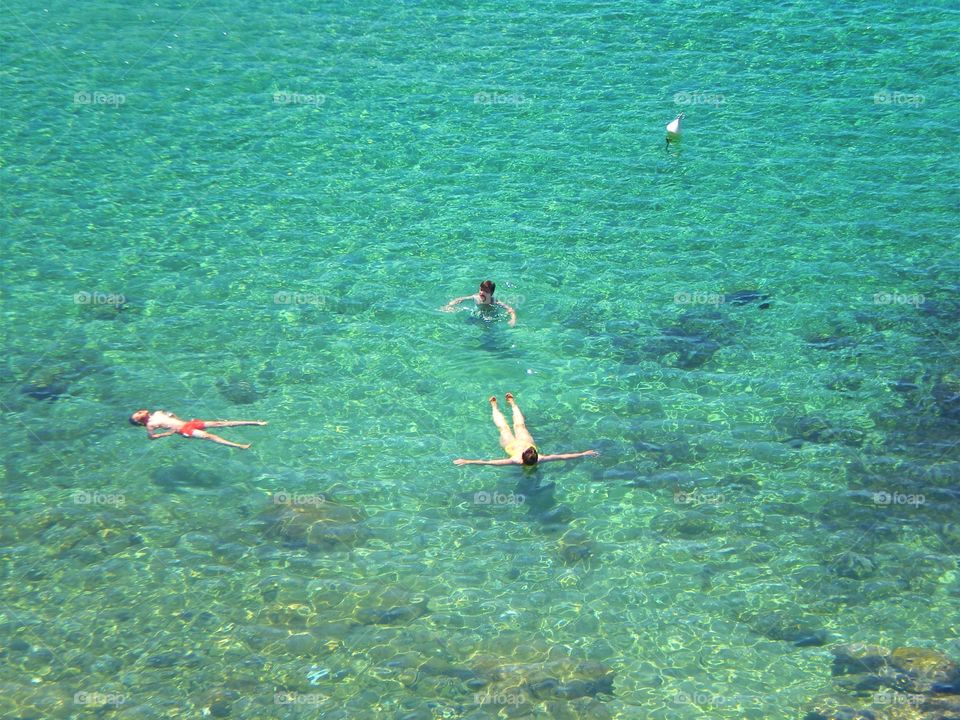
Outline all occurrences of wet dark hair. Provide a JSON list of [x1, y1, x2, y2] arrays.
[[480, 280, 495, 295], [129, 411, 148, 426], [521, 447, 539, 466]]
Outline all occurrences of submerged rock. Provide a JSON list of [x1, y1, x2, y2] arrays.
[[941, 523, 960, 552], [12, 347, 114, 404], [794, 415, 835, 442], [468, 658, 616, 706], [78, 298, 128, 321], [825, 373, 864, 392], [889, 647, 959, 692], [20, 381, 70, 401], [533, 505, 575, 529], [527, 676, 614, 701], [643, 309, 732, 370], [649, 509, 719, 539], [215, 376, 266, 405], [726, 289, 770, 306], [890, 379, 920, 393], [803, 705, 877, 720], [919, 298, 960, 323], [146, 650, 203, 668], [626, 469, 711, 490], [932, 374, 960, 421], [354, 597, 430, 626], [832, 552, 877, 580], [202, 689, 239, 718], [256, 499, 370, 551], [648, 328, 721, 369], [749, 612, 830, 647], [556, 529, 595, 564], [815, 643, 960, 719], [780, 415, 866, 448], [152, 464, 223, 490], [806, 334, 858, 351], [832, 644, 891, 676]]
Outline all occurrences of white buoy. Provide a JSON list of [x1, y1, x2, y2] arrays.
[[666, 112, 684, 143]]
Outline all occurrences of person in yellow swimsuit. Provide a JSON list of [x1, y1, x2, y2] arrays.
[[454, 393, 599, 467]]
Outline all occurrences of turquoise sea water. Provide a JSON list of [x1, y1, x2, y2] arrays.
[[2, 1, 958, 718]]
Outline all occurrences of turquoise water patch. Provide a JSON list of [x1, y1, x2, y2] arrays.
[[2, 0, 958, 717]]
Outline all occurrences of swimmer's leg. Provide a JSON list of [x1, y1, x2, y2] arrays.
[[203, 420, 267, 428], [506, 393, 535, 447], [490, 396, 516, 452], [192, 430, 251, 449]]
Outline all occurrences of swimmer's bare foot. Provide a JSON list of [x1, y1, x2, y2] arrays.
[[505, 393, 515, 405], [489, 396, 498, 406], [240, 444, 251, 450]]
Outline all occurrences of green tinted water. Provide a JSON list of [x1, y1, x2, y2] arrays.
[[2, 0, 958, 718]]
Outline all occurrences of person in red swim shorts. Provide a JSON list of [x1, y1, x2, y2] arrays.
[[129, 409, 267, 449]]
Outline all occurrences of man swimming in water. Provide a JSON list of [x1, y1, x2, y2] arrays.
[[453, 393, 599, 466], [443, 280, 517, 326], [129, 409, 267, 449]]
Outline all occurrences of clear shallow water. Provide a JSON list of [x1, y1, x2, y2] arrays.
[[1, 0, 958, 718]]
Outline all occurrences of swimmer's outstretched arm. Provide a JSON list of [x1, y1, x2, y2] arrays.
[[496, 300, 517, 326], [453, 458, 517, 466], [148, 430, 176, 440], [442, 295, 474, 311], [537, 450, 599, 463]]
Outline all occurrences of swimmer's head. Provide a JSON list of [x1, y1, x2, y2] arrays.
[[522, 446, 539, 466], [478, 280, 496, 304], [130, 410, 150, 426]]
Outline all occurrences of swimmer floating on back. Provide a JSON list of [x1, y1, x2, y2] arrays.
[[129, 409, 267, 450], [454, 393, 599, 466], [443, 280, 517, 326]]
